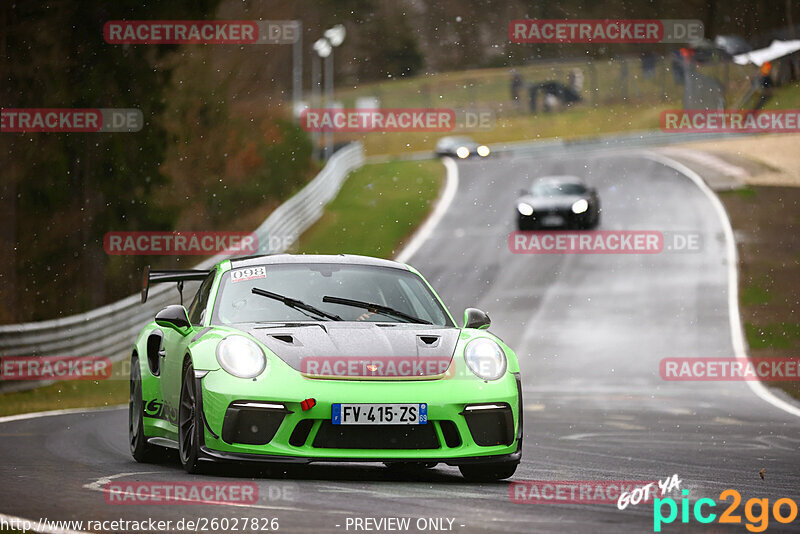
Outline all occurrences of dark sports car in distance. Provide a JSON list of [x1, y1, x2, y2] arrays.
[[516, 176, 601, 230], [435, 136, 490, 159]]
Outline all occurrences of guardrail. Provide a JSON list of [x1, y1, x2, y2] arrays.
[[0, 142, 365, 392]]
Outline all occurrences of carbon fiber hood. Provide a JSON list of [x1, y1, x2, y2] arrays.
[[244, 323, 460, 377]]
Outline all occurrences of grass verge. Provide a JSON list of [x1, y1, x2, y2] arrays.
[[719, 185, 800, 401], [347, 102, 670, 156], [0, 159, 445, 417], [0, 361, 130, 418], [297, 160, 444, 256]]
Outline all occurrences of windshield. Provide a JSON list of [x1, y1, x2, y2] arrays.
[[212, 263, 452, 326], [531, 182, 588, 196]]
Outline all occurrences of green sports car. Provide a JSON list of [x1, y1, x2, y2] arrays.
[[129, 254, 522, 480]]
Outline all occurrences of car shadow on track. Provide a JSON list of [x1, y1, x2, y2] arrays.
[[145, 451, 508, 485]]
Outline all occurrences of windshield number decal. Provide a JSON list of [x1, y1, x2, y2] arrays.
[[231, 266, 266, 283]]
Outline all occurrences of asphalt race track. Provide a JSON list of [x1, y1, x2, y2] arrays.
[[2, 148, 800, 534]]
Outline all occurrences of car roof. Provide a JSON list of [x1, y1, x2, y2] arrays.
[[532, 175, 586, 186], [226, 253, 410, 271], [438, 136, 475, 144]]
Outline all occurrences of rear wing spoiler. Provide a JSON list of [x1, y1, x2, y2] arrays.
[[141, 265, 211, 304]]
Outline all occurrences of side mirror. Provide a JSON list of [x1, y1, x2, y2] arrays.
[[155, 305, 192, 333], [518, 189, 528, 196], [463, 308, 491, 330]]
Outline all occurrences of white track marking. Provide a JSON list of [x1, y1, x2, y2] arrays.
[[643, 151, 800, 418], [1, 468, 339, 534], [395, 157, 459, 264], [0, 405, 126, 425], [659, 147, 748, 178], [82, 471, 160, 491], [82, 472, 347, 513]]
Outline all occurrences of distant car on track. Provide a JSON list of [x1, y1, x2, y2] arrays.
[[516, 176, 600, 230], [435, 136, 490, 159], [130, 254, 522, 480]]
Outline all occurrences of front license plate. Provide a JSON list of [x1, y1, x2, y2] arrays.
[[331, 403, 427, 425], [541, 214, 565, 226]]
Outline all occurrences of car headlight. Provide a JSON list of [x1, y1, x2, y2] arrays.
[[216, 335, 266, 378], [571, 199, 589, 214], [517, 202, 534, 216], [464, 338, 507, 381], [477, 145, 490, 157], [456, 146, 470, 159]]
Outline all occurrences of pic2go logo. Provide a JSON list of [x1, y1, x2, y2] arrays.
[[654, 489, 799, 532]]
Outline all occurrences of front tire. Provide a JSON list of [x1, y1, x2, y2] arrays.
[[129, 355, 167, 463], [459, 461, 518, 481], [178, 361, 204, 473]]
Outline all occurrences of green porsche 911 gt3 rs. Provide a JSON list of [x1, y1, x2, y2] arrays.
[[129, 254, 522, 480]]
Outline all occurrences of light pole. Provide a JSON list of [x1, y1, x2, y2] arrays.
[[322, 25, 346, 160], [292, 21, 303, 120], [311, 38, 331, 161]]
